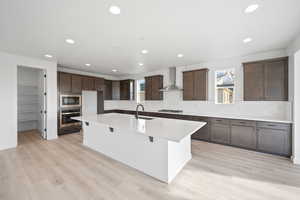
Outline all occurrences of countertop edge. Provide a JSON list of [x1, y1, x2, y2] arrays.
[[104, 109, 293, 124], [73, 114, 207, 143]]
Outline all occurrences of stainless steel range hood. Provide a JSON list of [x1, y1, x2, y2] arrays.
[[160, 67, 182, 92]]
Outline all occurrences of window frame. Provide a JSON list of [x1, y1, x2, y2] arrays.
[[214, 68, 235, 104], [136, 79, 145, 103]]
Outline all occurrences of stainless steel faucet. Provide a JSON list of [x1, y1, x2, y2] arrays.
[[135, 104, 145, 119]]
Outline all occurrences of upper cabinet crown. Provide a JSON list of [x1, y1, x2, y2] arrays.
[[243, 57, 288, 101], [183, 69, 208, 101], [145, 75, 164, 100]]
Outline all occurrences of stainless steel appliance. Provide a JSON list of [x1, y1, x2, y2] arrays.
[[60, 95, 81, 108], [60, 108, 81, 128]]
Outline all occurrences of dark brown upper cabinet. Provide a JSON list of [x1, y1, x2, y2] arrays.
[[82, 76, 95, 91], [243, 57, 288, 101], [104, 80, 113, 100], [183, 69, 208, 101], [71, 74, 82, 94], [94, 78, 105, 91], [59, 72, 72, 94], [145, 77, 152, 100], [120, 80, 134, 100], [145, 75, 163, 100], [243, 62, 265, 101]]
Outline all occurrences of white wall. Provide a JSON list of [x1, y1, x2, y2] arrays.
[[294, 49, 300, 164], [109, 49, 291, 122], [0, 51, 58, 151], [287, 34, 300, 164]]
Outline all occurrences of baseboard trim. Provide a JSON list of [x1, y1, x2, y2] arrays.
[[292, 156, 300, 165]]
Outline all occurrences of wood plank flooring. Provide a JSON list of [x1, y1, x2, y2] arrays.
[[1, 130, 300, 200]]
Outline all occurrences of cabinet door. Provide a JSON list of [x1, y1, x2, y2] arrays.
[[82, 77, 95, 91], [183, 71, 194, 100], [244, 63, 265, 101], [104, 80, 112, 100], [145, 77, 152, 100], [231, 125, 256, 149], [95, 78, 105, 91], [264, 59, 288, 101], [257, 128, 291, 156], [191, 120, 210, 141], [71, 75, 82, 94], [211, 124, 230, 144], [120, 80, 130, 100], [151, 76, 163, 100], [59, 72, 72, 94], [194, 70, 208, 100]]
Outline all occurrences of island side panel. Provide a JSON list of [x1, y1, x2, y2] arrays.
[[167, 136, 192, 183], [82, 122, 170, 183]]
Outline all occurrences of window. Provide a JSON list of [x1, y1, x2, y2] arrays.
[[215, 69, 235, 104], [136, 79, 145, 103]]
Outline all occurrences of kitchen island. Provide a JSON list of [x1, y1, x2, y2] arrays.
[[73, 113, 206, 183]]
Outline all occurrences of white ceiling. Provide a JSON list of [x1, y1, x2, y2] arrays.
[[0, 0, 300, 76]]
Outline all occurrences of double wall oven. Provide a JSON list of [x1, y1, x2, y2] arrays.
[[60, 95, 82, 131]]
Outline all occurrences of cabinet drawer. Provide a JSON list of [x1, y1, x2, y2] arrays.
[[257, 122, 290, 130], [231, 120, 256, 127], [211, 118, 230, 125]]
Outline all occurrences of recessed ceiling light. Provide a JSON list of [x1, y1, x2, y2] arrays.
[[139, 63, 144, 66], [177, 54, 184, 58], [141, 49, 148, 54], [112, 69, 118, 72], [243, 37, 253, 43], [65, 38, 75, 44], [44, 54, 53, 58], [109, 6, 121, 15], [244, 4, 259, 13], [85, 64, 91, 67]]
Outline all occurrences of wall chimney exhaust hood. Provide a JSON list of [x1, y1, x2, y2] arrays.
[[160, 67, 182, 92]]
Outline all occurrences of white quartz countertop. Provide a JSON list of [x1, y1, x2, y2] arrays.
[[119, 109, 292, 124], [73, 113, 206, 142]]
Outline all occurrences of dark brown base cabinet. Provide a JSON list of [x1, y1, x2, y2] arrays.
[[210, 119, 230, 144], [195, 118, 291, 157], [231, 120, 257, 150], [256, 122, 291, 156]]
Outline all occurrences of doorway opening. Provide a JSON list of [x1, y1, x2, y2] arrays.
[[17, 66, 47, 144]]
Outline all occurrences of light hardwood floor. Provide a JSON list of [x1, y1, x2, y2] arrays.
[[1, 130, 300, 200]]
